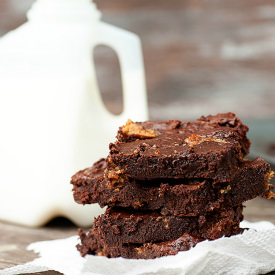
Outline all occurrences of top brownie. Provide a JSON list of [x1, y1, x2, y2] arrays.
[[107, 113, 250, 182]]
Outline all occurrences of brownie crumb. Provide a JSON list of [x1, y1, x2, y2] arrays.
[[118, 119, 158, 141]]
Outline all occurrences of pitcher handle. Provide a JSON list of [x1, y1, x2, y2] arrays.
[[95, 22, 148, 121]]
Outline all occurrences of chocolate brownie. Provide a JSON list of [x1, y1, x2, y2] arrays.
[[71, 157, 274, 216], [91, 206, 243, 246], [107, 113, 251, 182], [77, 229, 201, 259], [73, 113, 274, 260]]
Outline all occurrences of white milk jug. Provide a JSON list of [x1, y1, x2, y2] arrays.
[[0, 0, 148, 227]]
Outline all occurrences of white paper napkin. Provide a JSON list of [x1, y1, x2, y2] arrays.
[[2, 221, 275, 275]]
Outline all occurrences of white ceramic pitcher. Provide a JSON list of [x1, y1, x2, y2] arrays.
[[0, 0, 148, 227]]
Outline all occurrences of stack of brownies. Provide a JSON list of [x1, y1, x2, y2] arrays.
[[71, 112, 274, 259]]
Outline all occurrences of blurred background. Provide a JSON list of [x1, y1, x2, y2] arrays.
[[1, 0, 275, 169], [1, 0, 275, 121]]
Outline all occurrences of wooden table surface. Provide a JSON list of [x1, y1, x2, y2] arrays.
[[1, 1, 275, 274]]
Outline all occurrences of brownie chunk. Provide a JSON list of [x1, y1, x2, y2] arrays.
[[71, 157, 274, 216], [91, 206, 243, 246], [107, 113, 251, 182], [77, 229, 201, 259]]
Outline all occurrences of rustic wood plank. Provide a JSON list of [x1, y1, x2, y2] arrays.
[[0, 218, 77, 270], [244, 197, 275, 224], [92, 0, 275, 120]]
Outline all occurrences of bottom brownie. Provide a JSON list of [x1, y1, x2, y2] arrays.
[[92, 206, 243, 246], [77, 229, 201, 259], [77, 205, 243, 259]]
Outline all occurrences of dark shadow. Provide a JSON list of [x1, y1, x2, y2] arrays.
[[45, 217, 77, 229], [21, 271, 63, 275]]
